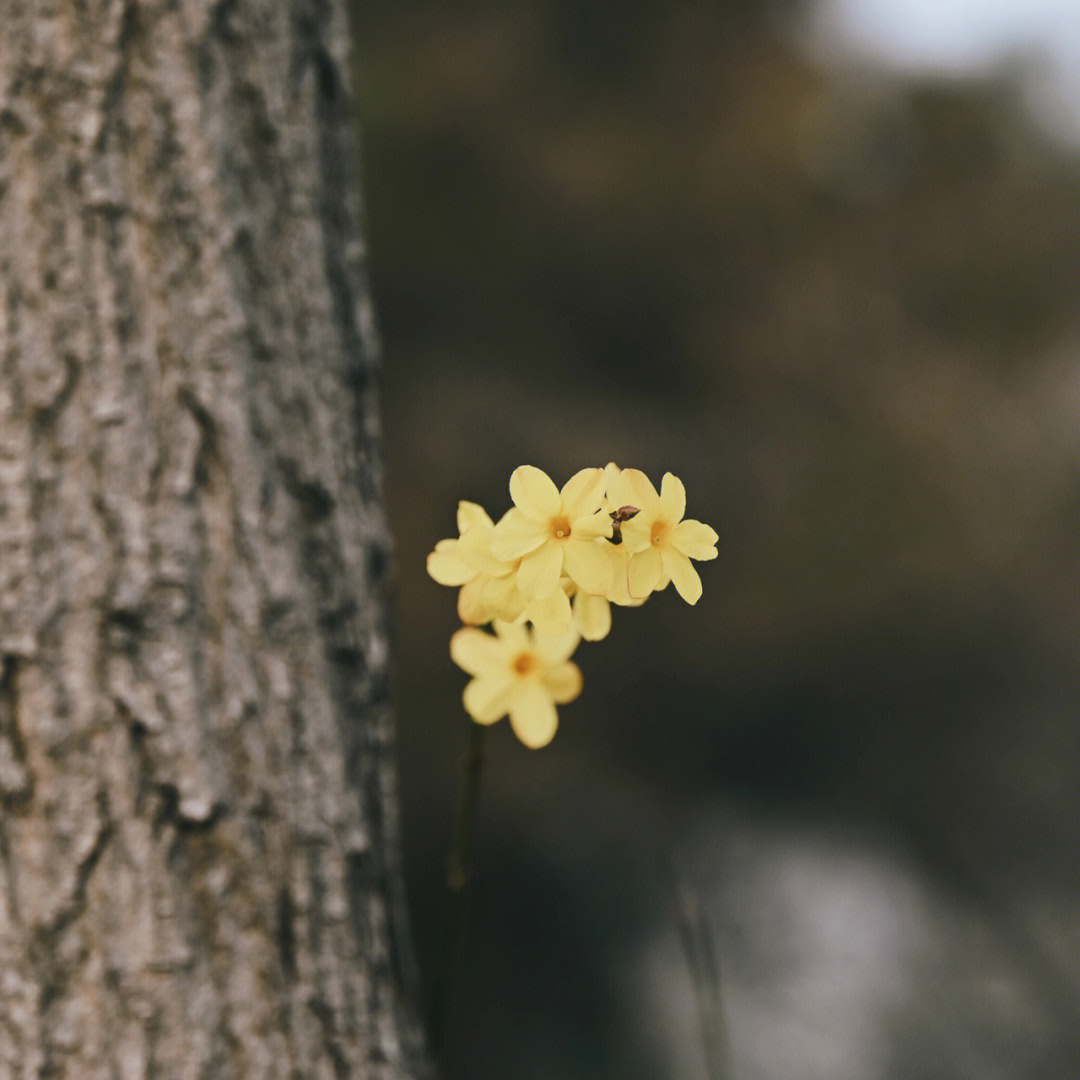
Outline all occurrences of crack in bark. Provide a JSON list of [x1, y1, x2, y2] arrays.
[[0, 790, 22, 933], [28, 351, 80, 430], [276, 456, 337, 525], [0, 655, 32, 808], [276, 884, 298, 982], [34, 789, 115, 1079], [40, 789, 113, 947], [307, 995, 351, 1080], [94, 0, 140, 161], [118, 695, 157, 819], [177, 384, 223, 495], [90, 435, 132, 631], [195, 0, 244, 94]]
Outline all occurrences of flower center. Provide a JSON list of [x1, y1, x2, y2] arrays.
[[512, 651, 539, 676], [651, 520, 668, 546], [550, 515, 572, 540]]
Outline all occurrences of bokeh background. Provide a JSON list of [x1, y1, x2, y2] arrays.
[[352, 1, 1080, 1076]]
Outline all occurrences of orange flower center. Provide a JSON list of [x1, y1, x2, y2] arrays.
[[512, 651, 539, 676], [550, 515, 572, 540], [651, 520, 668, 546]]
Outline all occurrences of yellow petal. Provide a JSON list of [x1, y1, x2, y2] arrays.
[[617, 515, 652, 554], [562, 537, 616, 596], [545, 661, 583, 704], [570, 511, 613, 540], [491, 508, 546, 561], [507, 683, 559, 748], [481, 574, 527, 622], [492, 619, 529, 652], [573, 591, 611, 641], [610, 468, 660, 517], [463, 674, 513, 723], [560, 467, 605, 519], [450, 627, 504, 674], [457, 500, 493, 533], [670, 519, 718, 561], [427, 540, 477, 586], [458, 523, 509, 576], [606, 547, 642, 605], [457, 578, 489, 624], [531, 625, 580, 665], [661, 548, 702, 604], [509, 465, 561, 522], [627, 546, 664, 599], [612, 551, 648, 605], [517, 540, 563, 599], [659, 472, 686, 523], [525, 587, 573, 636]]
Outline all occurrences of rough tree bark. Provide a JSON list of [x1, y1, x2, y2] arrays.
[[0, 2, 425, 1077]]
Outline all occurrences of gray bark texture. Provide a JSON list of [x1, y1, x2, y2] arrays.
[[0, 2, 426, 1077]]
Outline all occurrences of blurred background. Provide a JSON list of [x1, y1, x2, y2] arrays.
[[351, 1, 1080, 1076]]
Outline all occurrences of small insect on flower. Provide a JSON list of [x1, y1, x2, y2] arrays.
[[608, 470, 718, 604], [607, 505, 639, 546], [429, 463, 717, 747]]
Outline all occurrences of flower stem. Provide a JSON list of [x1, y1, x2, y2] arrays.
[[432, 720, 485, 1061]]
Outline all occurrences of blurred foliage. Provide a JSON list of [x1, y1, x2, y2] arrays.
[[349, 2, 1080, 1076]]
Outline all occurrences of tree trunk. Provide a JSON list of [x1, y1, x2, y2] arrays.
[[0, 2, 425, 1076]]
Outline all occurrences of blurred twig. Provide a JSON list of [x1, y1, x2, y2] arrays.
[[666, 860, 730, 1080], [432, 721, 485, 1063]]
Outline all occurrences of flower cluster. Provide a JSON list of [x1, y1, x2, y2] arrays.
[[428, 464, 717, 747]]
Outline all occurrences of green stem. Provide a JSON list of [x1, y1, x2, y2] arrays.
[[432, 721, 485, 1061]]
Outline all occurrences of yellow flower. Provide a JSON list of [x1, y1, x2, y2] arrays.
[[428, 503, 574, 633], [609, 470, 718, 604], [450, 621, 583, 748], [491, 466, 616, 600], [426, 501, 490, 585], [427, 502, 515, 624]]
